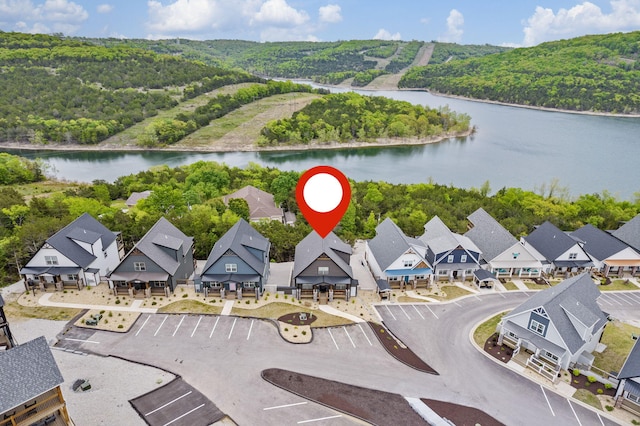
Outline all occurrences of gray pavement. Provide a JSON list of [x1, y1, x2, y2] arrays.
[[351, 240, 377, 291]]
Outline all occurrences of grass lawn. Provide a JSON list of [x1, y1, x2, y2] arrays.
[[524, 281, 550, 290], [158, 300, 223, 315], [473, 312, 507, 347], [231, 302, 353, 327], [15, 180, 84, 199], [4, 301, 80, 321], [397, 296, 432, 303], [573, 389, 602, 410], [593, 320, 640, 374], [431, 285, 473, 301], [599, 279, 640, 291], [502, 281, 518, 291]]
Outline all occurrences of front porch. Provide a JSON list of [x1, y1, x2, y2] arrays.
[[21, 267, 85, 292], [0, 387, 71, 426]]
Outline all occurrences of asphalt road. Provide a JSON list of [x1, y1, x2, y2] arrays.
[[65, 291, 639, 426]]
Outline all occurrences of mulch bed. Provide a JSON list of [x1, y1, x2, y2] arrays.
[[277, 312, 318, 326], [421, 398, 506, 426], [569, 373, 616, 396], [368, 322, 438, 375], [484, 333, 513, 363]]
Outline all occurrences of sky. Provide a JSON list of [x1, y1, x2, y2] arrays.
[[0, 0, 639, 46]]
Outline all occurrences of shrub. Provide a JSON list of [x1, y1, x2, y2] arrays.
[[104, 319, 108, 324], [302, 331, 307, 335], [182, 293, 188, 298], [572, 369, 580, 377], [587, 376, 597, 383], [284, 328, 288, 332], [152, 301, 157, 306], [275, 294, 279, 299], [100, 310, 105, 314], [604, 383, 613, 389], [108, 311, 113, 317], [605, 405, 614, 411], [115, 299, 121, 304], [117, 324, 124, 329], [245, 300, 250, 304], [597, 389, 603, 394]]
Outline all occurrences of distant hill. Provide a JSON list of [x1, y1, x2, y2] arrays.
[[400, 31, 640, 114]]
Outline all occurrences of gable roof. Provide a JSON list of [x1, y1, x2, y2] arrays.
[[619, 340, 640, 380], [368, 218, 427, 271], [571, 224, 632, 261], [524, 221, 583, 261], [130, 217, 193, 275], [223, 186, 283, 221], [44, 213, 117, 268], [293, 231, 353, 278], [0, 336, 64, 413], [612, 214, 640, 252], [419, 216, 481, 258], [465, 208, 518, 262], [505, 274, 608, 354], [125, 190, 152, 207], [202, 219, 270, 276]]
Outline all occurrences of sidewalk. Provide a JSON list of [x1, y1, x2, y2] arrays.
[[37, 292, 157, 314], [319, 305, 365, 323]]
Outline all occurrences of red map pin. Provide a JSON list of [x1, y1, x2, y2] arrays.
[[296, 165, 351, 238]]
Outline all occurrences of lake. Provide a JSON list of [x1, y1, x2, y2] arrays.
[[7, 87, 640, 200]]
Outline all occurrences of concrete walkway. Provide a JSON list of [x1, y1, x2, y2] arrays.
[[405, 291, 439, 302], [37, 292, 158, 314], [511, 279, 530, 291], [318, 305, 365, 323], [221, 300, 234, 316]]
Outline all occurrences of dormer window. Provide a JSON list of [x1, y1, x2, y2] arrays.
[[460, 254, 467, 263], [512, 252, 520, 259], [529, 319, 545, 335], [568, 253, 578, 259], [447, 255, 454, 263]]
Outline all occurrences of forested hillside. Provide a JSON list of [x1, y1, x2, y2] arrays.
[[0, 32, 259, 145], [0, 156, 638, 284], [400, 31, 640, 114]]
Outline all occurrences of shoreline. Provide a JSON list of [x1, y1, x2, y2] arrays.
[[0, 130, 473, 154]]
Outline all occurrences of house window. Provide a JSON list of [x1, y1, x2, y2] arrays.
[[628, 393, 640, 403], [389, 276, 399, 281], [45, 256, 58, 265], [103, 251, 108, 258], [243, 282, 255, 289], [150, 281, 164, 288], [403, 260, 413, 267], [506, 330, 518, 340], [415, 275, 425, 280], [438, 270, 448, 276], [207, 282, 221, 289], [134, 262, 146, 271], [116, 281, 127, 288], [225, 264, 237, 273], [461, 254, 467, 263], [67, 274, 78, 281], [568, 253, 578, 259], [447, 255, 454, 263], [542, 350, 559, 363], [529, 319, 545, 335], [318, 266, 329, 275]]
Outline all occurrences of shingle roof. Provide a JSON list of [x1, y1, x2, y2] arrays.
[[420, 215, 481, 257], [45, 213, 117, 268], [293, 231, 353, 278], [133, 217, 194, 275], [0, 336, 64, 414], [202, 219, 270, 277], [223, 186, 283, 221], [523, 221, 580, 261], [619, 340, 640, 379], [571, 224, 631, 261], [465, 208, 518, 262], [125, 190, 152, 207], [505, 274, 608, 354], [368, 218, 427, 271], [612, 214, 640, 252]]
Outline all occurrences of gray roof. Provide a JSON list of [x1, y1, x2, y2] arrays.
[[504, 274, 608, 355], [571, 224, 631, 261], [43, 213, 117, 268], [0, 294, 4, 308], [293, 231, 353, 278], [524, 221, 583, 261], [125, 190, 152, 207], [129, 217, 193, 275], [368, 218, 427, 271], [202, 219, 270, 277], [420, 215, 481, 256], [619, 340, 640, 379], [0, 336, 64, 413], [612, 214, 640, 252], [465, 208, 518, 262], [223, 186, 283, 221]]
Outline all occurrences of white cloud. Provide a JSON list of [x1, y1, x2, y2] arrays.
[[373, 28, 401, 40], [147, 0, 220, 33], [0, 0, 87, 34], [97, 4, 113, 14], [523, 0, 640, 46], [252, 0, 309, 27], [439, 9, 463, 43], [319, 4, 341, 23]]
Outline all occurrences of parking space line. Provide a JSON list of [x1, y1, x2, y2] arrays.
[[596, 412, 605, 426], [398, 305, 411, 320], [474, 295, 482, 301], [497, 291, 506, 298], [618, 293, 637, 304], [210, 317, 220, 338], [263, 402, 308, 410], [598, 296, 613, 306], [358, 324, 373, 346], [64, 338, 100, 344], [567, 400, 582, 426], [173, 315, 186, 337], [425, 304, 439, 319], [610, 293, 633, 305], [602, 294, 622, 305], [327, 328, 339, 350], [343, 326, 356, 348], [412, 305, 425, 320], [190, 316, 203, 338], [247, 319, 254, 340], [144, 391, 192, 416], [453, 301, 462, 307], [154, 316, 168, 336], [135, 315, 150, 336], [298, 415, 342, 424], [228, 318, 237, 340], [624, 292, 640, 302], [162, 403, 205, 426], [385, 305, 397, 320], [540, 385, 555, 416]]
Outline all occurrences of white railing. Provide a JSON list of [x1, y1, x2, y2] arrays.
[[526, 355, 560, 382]]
